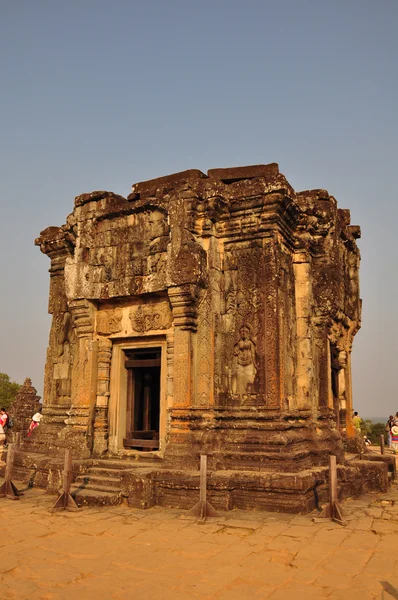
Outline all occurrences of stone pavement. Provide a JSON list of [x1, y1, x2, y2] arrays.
[[2, 477, 398, 600]]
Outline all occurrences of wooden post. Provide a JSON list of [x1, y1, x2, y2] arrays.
[[329, 455, 337, 503], [15, 432, 22, 447], [380, 433, 385, 455], [0, 443, 22, 500], [187, 455, 219, 523], [52, 449, 80, 511], [315, 455, 345, 526], [200, 454, 207, 512]]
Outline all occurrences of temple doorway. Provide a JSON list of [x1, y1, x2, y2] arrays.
[[123, 347, 161, 451]]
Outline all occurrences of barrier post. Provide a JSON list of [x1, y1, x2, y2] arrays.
[[315, 455, 345, 526], [0, 443, 22, 500], [52, 449, 80, 511], [187, 455, 219, 523], [380, 433, 385, 455]]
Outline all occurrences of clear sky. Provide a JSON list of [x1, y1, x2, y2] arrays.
[[1, 0, 397, 418]]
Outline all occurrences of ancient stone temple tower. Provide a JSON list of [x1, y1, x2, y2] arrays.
[[16, 164, 385, 511]]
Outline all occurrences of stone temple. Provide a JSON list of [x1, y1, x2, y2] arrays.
[[14, 163, 388, 511]]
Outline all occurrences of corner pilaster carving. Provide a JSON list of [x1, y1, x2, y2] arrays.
[[168, 284, 199, 331], [69, 299, 95, 337], [93, 337, 112, 455]]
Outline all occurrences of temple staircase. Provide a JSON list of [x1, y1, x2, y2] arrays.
[[70, 458, 159, 506]]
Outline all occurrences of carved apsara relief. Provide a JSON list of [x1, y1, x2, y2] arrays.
[[52, 310, 75, 399], [232, 324, 258, 394], [220, 243, 266, 404]]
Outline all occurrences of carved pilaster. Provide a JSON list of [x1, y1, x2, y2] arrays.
[[313, 317, 332, 410], [93, 337, 112, 455], [166, 333, 175, 408], [168, 284, 198, 331], [65, 299, 96, 435], [168, 285, 199, 408], [264, 238, 281, 408], [70, 299, 95, 337]]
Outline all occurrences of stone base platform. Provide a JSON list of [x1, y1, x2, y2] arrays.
[[4, 449, 389, 514]]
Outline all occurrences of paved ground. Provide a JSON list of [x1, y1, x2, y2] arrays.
[[2, 461, 398, 599]]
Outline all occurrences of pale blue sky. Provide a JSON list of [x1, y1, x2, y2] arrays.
[[1, 0, 397, 417]]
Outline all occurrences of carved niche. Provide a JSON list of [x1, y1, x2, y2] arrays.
[[220, 242, 266, 404]]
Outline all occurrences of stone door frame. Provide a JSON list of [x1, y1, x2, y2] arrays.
[[108, 336, 167, 456]]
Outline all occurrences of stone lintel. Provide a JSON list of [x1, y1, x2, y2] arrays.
[[207, 163, 279, 183]]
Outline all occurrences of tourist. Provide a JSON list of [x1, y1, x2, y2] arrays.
[[386, 415, 394, 448], [352, 411, 362, 434], [28, 410, 42, 437], [0, 408, 8, 429], [391, 424, 398, 454]]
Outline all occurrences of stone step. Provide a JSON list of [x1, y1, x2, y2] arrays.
[[71, 487, 122, 507], [72, 481, 121, 494], [75, 474, 121, 489], [87, 467, 126, 479], [91, 457, 163, 470]]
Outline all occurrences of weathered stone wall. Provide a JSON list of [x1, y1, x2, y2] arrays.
[[14, 163, 369, 512]]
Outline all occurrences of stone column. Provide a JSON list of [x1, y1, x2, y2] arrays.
[[167, 284, 197, 408], [34, 229, 75, 434], [93, 337, 112, 455], [61, 299, 97, 457], [292, 251, 314, 410]]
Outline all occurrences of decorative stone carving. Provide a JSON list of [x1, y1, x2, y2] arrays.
[[129, 301, 173, 333], [52, 310, 75, 398], [96, 309, 123, 335], [220, 243, 266, 404], [168, 284, 199, 331], [232, 324, 258, 394], [93, 337, 112, 455]]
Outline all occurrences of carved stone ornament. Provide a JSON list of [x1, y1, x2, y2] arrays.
[[129, 302, 172, 333], [96, 308, 123, 335], [232, 324, 258, 394]]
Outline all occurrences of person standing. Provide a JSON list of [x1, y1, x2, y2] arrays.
[[352, 411, 362, 434], [391, 424, 398, 454], [28, 410, 42, 437], [386, 415, 394, 448], [0, 409, 8, 446]]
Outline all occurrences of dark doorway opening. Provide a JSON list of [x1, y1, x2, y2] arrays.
[[123, 347, 161, 451], [330, 346, 341, 431]]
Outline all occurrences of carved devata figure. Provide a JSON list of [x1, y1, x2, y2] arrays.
[[52, 311, 74, 397], [232, 324, 258, 394]]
